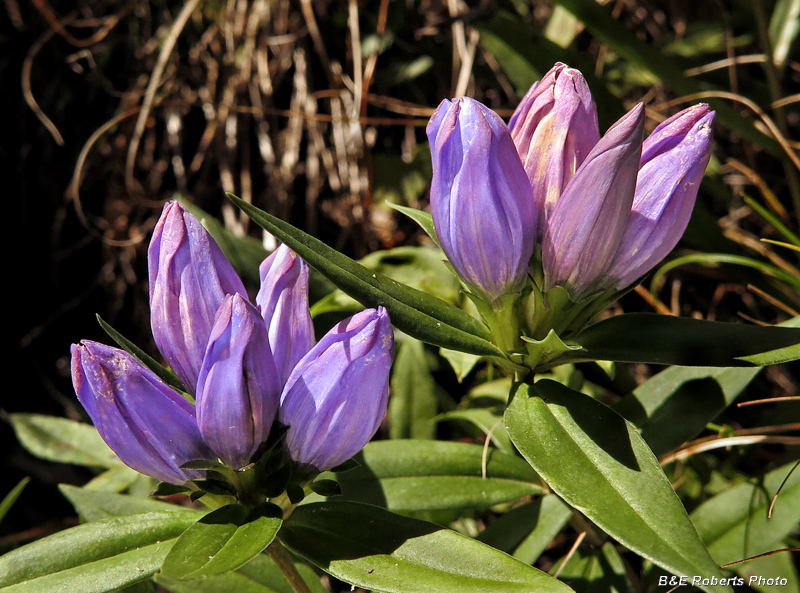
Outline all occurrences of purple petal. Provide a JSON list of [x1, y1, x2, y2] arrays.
[[543, 103, 645, 301], [71, 341, 213, 484], [196, 294, 282, 469], [148, 201, 247, 392], [279, 308, 394, 472], [255, 245, 315, 386], [510, 63, 600, 237], [606, 105, 715, 288], [428, 97, 536, 304]]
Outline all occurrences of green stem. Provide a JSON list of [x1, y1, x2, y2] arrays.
[[267, 540, 313, 593]]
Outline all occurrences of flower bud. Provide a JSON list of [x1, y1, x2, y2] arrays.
[[71, 341, 213, 484], [196, 294, 282, 469], [605, 105, 715, 289], [148, 201, 247, 392], [427, 97, 536, 305], [255, 245, 315, 387], [543, 103, 646, 301], [509, 63, 600, 237], [280, 307, 394, 472]]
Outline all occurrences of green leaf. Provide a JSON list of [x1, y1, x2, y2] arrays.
[[690, 462, 800, 566], [309, 480, 342, 497], [614, 366, 762, 457], [281, 500, 574, 593], [552, 543, 633, 593], [735, 548, 800, 593], [478, 494, 573, 564], [83, 465, 147, 493], [389, 339, 437, 439], [386, 203, 439, 246], [735, 341, 800, 365], [227, 194, 502, 358], [9, 414, 122, 469], [336, 440, 542, 512], [505, 381, 730, 593], [311, 246, 462, 317], [650, 253, 800, 294], [59, 485, 185, 521], [436, 408, 514, 455], [161, 503, 283, 580], [633, 378, 726, 458], [0, 477, 30, 523], [157, 553, 328, 593], [768, 0, 800, 67], [97, 315, 187, 394], [0, 510, 200, 591], [566, 313, 800, 367], [440, 347, 482, 382]]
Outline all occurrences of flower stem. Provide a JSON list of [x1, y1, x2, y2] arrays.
[[267, 540, 314, 593]]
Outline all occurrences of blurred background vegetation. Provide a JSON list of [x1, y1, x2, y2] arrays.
[[5, 0, 799, 582]]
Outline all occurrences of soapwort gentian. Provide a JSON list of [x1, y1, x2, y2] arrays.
[[72, 202, 394, 490], [427, 63, 714, 348]]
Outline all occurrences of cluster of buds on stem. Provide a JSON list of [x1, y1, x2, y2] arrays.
[[428, 63, 714, 357], [72, 202, 394, 500]]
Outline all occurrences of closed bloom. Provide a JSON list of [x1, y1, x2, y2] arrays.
[[280, 307, 394, 472], [196, 294, 282, 469], [604, 104, 715, 289], [543, 103, 646, 301], [71, 341, 214, 484], [427, 97, 536, 305], [509, 63, 599, 238], [255, 244, 315, 386], [148, 201, 247, 392]]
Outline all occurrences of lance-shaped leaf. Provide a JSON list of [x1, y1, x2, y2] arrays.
[[0, 511, 200, 591], [561, 313, 800, 367], [227, 194, 503, 358], [478, 494, 573, 564], [156, 553, 328, 593], [614, 366, 763, 457], [280, 501, 573, 593], [60, 485, 185, 521], [505, 381, 731, 593], [387, 203, 440, 247], [690, 461, 800, 567], [161, 503, 283, 580], [9, 414, 122, 469], [334, 440, 542, 512]]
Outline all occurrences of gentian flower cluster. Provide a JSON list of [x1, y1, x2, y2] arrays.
[[71, 201, 394, 489], [427, 62, 714, 349]]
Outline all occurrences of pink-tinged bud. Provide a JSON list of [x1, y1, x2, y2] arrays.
[[71, 341, 214, 484], [543, 103, 646, 301], [427, 97, 536, 305], [255, 245, 315, 387], [604, 105, 715, 289], [280, 308, 394, 473], [196, 294, 282, 469], [509, 63, 600, 238], [148, 201, 247, 392]]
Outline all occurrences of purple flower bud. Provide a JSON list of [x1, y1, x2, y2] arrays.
[[605, 105, 715, 289], [427, 97, 536, 305], [280, 307, 394, 472], [509, 63, 600, 238], [196, 294, 282, 469], [255, 245, 315, 387], [71, 341, 214, 484], [148, 201, 247, 392], [543, 103, 646, 301]]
